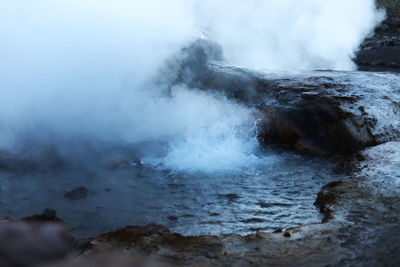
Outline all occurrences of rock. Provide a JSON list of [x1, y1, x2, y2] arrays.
[[294, 137, 329, 155], [370, 60, 385, 66], [355, 14, 400, 72], [384, 18, 400, 27], [332, 161, 349, 175], [314, 180, 344, 222], [165, 41, 400, 155], [21, 208, 64, 224], [64, 186, 88, 200], [167, 216, 179, 221], [0, 221, 71, 267], [283, 232, 291, 238], [376, 23, 389, 31]]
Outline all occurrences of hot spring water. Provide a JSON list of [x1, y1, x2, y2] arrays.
[[0, 146, 340, 237]]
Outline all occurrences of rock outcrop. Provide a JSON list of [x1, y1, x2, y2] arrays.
[[356, 17, 400, 73], [164, 40, 400, 155], [355, 0, 400, 72]]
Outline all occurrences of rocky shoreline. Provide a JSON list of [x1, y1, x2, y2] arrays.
[[73, 143, 400, 266], [1, 141, 397, 266]]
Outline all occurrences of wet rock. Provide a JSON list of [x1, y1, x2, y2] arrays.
[[332, 161, 350, 175], [165, 40, 400, 155], [64, 186, 88, 200], [314, 180, 344, 222], [294, 137, 329, 155], [283, 232, 291, 238], [167, 216, 178, 221]]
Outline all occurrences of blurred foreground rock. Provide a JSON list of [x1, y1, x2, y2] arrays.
[[0, 211, 71, 267]]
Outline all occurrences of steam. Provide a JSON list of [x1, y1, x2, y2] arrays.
[[194, 0, 385, 70], [0, 1, 384, 172]]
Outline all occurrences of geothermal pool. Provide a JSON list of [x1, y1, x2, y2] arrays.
[[0, 148, 339, 238]]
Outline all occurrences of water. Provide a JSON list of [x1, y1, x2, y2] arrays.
[[0, 148, 339, 238], [1, 68, 398, 239]]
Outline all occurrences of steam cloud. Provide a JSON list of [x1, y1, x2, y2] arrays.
[[0, 1, 384, 172]]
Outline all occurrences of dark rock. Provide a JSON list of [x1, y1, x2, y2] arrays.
[[355, 16, 400, 72], [384, 18, 400, 27], [41, 208, 57, 220], [370, 60, 385, 66], [324, 180, 344, 189], [21, 209, 64, 224], [94, 224, 171, 247], [88, 224, 224, 264], [332, 161, 349, 175], [295, 137, 329, 155], [314, 180, 344, 222], [0, 221, 71, 267], [167, 216, 179, 221], [283, 232, 291, 238], [64, 186, 88, 200]]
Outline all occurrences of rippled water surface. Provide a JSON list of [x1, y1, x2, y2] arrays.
[[0, 149, 339, 238]]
